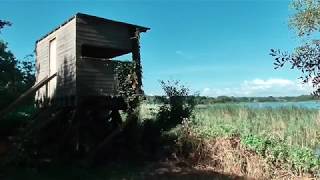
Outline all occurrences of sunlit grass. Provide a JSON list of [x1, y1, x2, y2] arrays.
[[192, 104, 320, 149], [140, 102, 320, 149]]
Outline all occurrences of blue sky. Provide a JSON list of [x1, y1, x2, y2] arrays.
[[0, 0, 313, 97]]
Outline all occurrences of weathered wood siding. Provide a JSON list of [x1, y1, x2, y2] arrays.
[[35, 18, 76, 105], [77, 57, 118, 96], [76, 15, 132, 53], [35, 14, 148, 106], [75, 15, 133, 97]]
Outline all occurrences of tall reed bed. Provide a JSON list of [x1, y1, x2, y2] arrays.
[[140, 103, 320, 149], [192, 104, 320, 149]]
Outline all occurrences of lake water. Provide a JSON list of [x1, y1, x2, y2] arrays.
[[242, 100, 320, 109]]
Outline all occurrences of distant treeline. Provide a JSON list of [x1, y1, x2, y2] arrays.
[[145, 95, 318, 104]]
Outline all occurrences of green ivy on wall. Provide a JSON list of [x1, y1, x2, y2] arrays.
[[115, 62, 142, 111]]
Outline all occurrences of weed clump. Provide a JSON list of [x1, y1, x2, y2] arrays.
[[156, 80, 197, 132], [140, 80, 198, 159]]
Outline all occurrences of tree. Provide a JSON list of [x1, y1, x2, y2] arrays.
[[270, 0, 320, 96], [0, 20, 35, 109], [0, 20, 11, 32], [290, 0, 320, 37], [156, 80, 198, 131]]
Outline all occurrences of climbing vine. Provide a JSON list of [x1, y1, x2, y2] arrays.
[[115, 62, 142, 111]]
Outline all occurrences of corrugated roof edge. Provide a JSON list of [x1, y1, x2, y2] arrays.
[[36, 12, 150, 44]]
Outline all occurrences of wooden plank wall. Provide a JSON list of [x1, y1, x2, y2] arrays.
[[77, 57, 118, 96], [76, 16, 132, 51], [35, 18, 76, 105], [75, 15, 133, 98]]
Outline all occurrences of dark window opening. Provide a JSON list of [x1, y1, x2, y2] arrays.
[[81, 44, 130, 59]]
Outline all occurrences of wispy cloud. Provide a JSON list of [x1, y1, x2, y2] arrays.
[[201, 78, 313, 97], [175, 50, 194, 60]]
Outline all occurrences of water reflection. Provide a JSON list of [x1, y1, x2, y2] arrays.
[[242, 100, 320, 109]]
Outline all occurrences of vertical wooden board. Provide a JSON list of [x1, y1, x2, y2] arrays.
[[76, 15, 132, 51], [55, 18, 76, 99], [35, 18, 76, 105], [48, 38, 57, 98], [35, 36, 50, 103], [75, 15, 134, 98], [76, 58, 118, 96]]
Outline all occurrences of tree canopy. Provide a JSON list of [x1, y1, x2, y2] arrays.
[[271, 0, 320, 96], [290, 0, 320, 36], [0, 20, 11, 32], [0, 20, 35, 109]]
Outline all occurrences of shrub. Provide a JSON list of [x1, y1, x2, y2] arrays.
[[156, 80, 198, 132], [140, 80, 198, 158], [242, 134, 320, 175], [175, 118, 209, 164]]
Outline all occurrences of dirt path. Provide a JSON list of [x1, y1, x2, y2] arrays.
[[143, 161, 248, 180]]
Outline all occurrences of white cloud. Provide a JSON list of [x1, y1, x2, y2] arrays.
[[201, 78, 314, 97], [202, 87, 211, 94], [175, 50, 194, 59]]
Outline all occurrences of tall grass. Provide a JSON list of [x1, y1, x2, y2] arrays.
[[140, 102, 320, 175], [192, 104, 320, 149], [141, 103, 320, 149]]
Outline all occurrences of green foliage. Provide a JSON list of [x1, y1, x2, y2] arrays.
[[290, 0, 320, 36], [156, 80, 198, 131], [192, 104, 320, 148], [0, 20, 36, 167], [138, 81, 198, 158], [242, 135, 291, 166], [0, 20, 11, 32], [0, 20, 36, 137], [271, 42, 320, 96], [271, 0, 320, 96], [0, 21, 35, 110], [115, 62, 141, 111], [242, 134, 320, 174], [0, 105, 36, 132], [189, 104, 320, 175], [142, 103, 320, 175], [115, 62, 136, 98], [145, 95, 317, 105]]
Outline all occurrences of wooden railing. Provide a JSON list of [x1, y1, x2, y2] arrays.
[[0, 73, 57, 120]]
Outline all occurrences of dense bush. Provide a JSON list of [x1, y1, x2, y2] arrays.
[[242, 134, 320, 175], [140, 80, 198, 158], [0, 21, 35, 111], [156, 80, 198, 132], [115, 62, 140, 110], [0, 21, 35, 136]]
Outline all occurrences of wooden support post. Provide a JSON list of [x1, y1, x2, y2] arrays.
[[131, 28, 143, 94]]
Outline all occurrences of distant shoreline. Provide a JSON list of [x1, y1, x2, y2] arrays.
[[145, 95, 318, 104]]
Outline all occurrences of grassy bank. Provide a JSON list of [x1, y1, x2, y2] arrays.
[[192, 104, 320, 149], [3, 103, 320, 178], [190, 104, 320, 176], [141, 103, 320, 177], [142, 103, 320, 149]]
